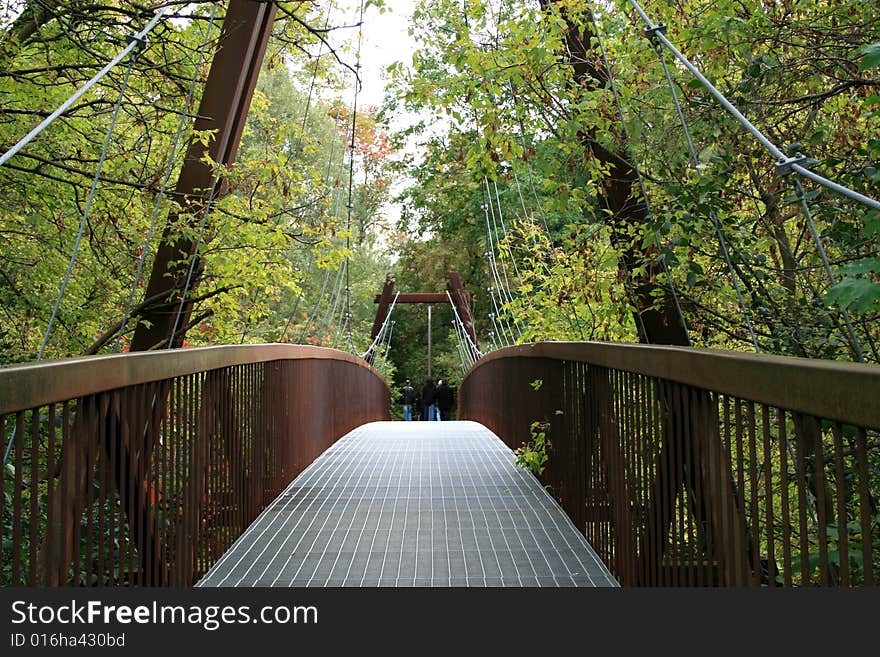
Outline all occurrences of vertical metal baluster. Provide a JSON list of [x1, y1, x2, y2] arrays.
[[762, 405, 775, 587], [0, 417, 5, 584], [84, 398, 97, 587], [183, 374, 192, 584], [779, 410, 792, 586], [29, 408, 40, 585], [126, 389, 136, 584], [673, 383, 685, 586], [746, 402, 759, 586], [681, 387, 695, 586], [60, 404, 72, 585], [831, 423, 848, 587], [794, 417, 810, 584], [635, 373, 645, 585], [659, 381, 671, 586], [97, 397, 108, 585], [732, 401, 746, 584], [129, 385, 148, 586], [107, 397, 117, 586], [237, 366, 244, 551], [627, 372, 639, 581], [693, 388, 706, 586], [812, 418, 830, 586], [71, 401, 84, 585], [45, 406, 56, 585], [709, 391, 724, 586], [714, 394, 728, 586], [854, 428, 873, 586], [163, 379, 173, 585], [649, 375, 658, 585]]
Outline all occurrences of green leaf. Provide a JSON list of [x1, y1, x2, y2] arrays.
[[827, 276, 880, 312], [857, 43, 880, 71]]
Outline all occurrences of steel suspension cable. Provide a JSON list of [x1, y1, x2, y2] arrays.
[[343, 0, 368, 352], [360, 291, 400, 360], [586, 10, 691, 345], [625, 1, 866, 360], [484, 177, 515, 303], [481, 188, 519, 340], [380, 320, 396, 376], [451, 320, 469, 373], [4, 18, 156, 463], [0, 6, 172, 167], [38, 48, 140, 360], [506, 81, 586, 339], [447, 291, 483, 361], [653, 43, 760, 351], [451, 312, 469, 369], [116, 5, 220, 352], [626, 0, 880, 212], [283, 99, 347, 343]]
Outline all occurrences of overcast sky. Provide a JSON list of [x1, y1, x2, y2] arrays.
[[323, 0, 420, 111]]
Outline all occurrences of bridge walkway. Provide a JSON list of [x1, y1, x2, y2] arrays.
[[198, 421, 617, 587]]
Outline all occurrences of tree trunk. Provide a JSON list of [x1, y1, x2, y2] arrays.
[[539, 1, 690, 346]]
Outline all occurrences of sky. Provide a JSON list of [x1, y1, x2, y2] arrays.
[[322, 0, 431, 242], [355, 0, 419, 110], [323, 0, 420, 111]]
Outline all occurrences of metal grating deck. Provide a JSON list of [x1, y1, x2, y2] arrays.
[[197, 421, 618, 587]]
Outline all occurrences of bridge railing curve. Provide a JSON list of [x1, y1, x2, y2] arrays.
[[459, 342, 879, 587], [0, 345, 390, 586]]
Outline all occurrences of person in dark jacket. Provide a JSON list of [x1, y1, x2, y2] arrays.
[[400, 379, 417, 421], [436, 379, 454, 421], [421, 378, 436, 421]]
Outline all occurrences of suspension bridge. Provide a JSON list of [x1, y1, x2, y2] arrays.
[[1, 0, 879, 588]]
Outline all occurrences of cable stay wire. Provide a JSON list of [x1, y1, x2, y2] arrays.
[[447, 291, 483, 362], [484, 176, 515, 303], [296, 119, 352, 344], [281, 83, 348, 344], [38, 47, 141, 361], [342, 0, 368, 352], [237, 0, 337, 346], [322, 259, 347, 340], [451, 321, 469, 374], [480, 187, 520, 341], [286, 0, 338, 165], [599, 14, 758, 352], [624, 1, 867, 360], [116, 4, 220, 353], [483, 179, 518, 317], [626, 0, 880, 213], [450, 313, 468, 368], [493, 179, 524, 282], [577, 11, 691, 346], [490, 178, 535, 335], [360, 291, 400, 360], [652, 42, 760, 351], [0, 6, 172, 168], [379, 319, 396, 376], [4, 13, 161, 463], [506, 81, 586, 340]]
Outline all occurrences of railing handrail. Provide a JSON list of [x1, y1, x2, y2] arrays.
[[0, 344, 387, 414], [463, 342, 880, 429]]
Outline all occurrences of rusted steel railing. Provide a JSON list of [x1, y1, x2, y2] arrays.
[[460, 343, 879, 587], [0, 345, 389, 586]]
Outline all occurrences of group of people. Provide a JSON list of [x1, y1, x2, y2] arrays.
[[400, 378, 455, 421]]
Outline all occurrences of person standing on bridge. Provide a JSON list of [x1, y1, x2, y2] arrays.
[[436, 379, 454, 421], [421, 378, 436, 421], [400, 379, 417, 421]]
